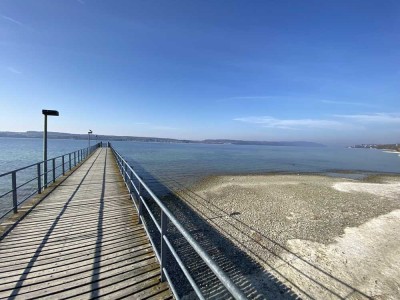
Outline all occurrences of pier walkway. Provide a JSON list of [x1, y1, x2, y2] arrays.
[[0, 147, 172, 299]]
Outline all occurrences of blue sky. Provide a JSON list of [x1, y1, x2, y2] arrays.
[[0, 0, 399, 145]]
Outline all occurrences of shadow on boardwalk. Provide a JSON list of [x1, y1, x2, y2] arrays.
[[129, 162, 299, 299]]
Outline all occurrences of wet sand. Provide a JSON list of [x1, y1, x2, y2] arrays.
[[176, 174, 400, 299]]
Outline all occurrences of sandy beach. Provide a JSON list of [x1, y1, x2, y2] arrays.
[[175, 174, 400, 299]]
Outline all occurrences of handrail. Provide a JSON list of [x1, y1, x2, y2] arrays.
[[0, 142, 103, 220], [110, 144, 247, 300]]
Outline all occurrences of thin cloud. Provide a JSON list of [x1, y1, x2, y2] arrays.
[[321, 100, 377, 108], [76, 0, 85, 4], [1, 15, 33, 31], [334, 113, 400, 124], [1, 15, 24, 27], [234, 116, 345, 130], [7, 67, 22, 74]]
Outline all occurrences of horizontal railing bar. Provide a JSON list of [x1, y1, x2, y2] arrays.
[[111, 145, 247, 300], [18, 189, 39, 205], [0, 189, 13, 199], [163, 235, 205, 300], [0, 146, 95, 177], [129, 193, 139, 212], [0, 207, 15, 220], [140, 196, 161, 233], [162, 268, 179, 300], [0, 143, 102, 221], [131, 180, 140, 195], [16, 176, 38, 190], [140, 215, 161, 263]]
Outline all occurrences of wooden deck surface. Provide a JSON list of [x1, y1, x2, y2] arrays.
[[0, 147, 172, 299]]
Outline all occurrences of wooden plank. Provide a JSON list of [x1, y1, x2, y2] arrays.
[[0, 148, 172, 299]]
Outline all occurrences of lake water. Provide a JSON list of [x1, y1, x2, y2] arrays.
[[1, 138, 400, 216], [111, 140, 400, 196], [0, 137, 91, 172], [0, 138, 93, 217]]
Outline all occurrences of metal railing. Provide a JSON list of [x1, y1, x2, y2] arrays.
[[110, 144, 247, 300], [0, 142, 102, 220]]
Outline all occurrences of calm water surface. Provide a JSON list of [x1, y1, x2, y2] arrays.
[[1, 138, 400, 216], [0, 138, 94, 217], [112, 141, 400, 191]]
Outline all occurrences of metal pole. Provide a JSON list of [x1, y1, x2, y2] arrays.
[[74, 152, 76, 166], [52, 158, 56, 183], [138, 182, 143, 224], [62, 155, 65, 175], [37, 163, 41, 194], [69, 153, 71, 170], [43, 114, 48, 188], [161, 211, 168, 282], [12, 171, 17, 213], [130, 169, 134, 195]]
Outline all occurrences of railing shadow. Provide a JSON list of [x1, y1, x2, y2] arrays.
[[165, 178, 373, 300], [126, 160, 299, 299], [7, 150, 103, 298], [91, 147, 107, 297]]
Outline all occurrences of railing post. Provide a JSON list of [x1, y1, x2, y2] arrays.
[[37, 163, 41, 194], [12, 171, 17, 213], [129, 169, 134, 195], [52, 158, 56, 183], [160, 211, 168, 282], [138, 181, 143, 224], [62, 156, 65, 175], [44, 160, 48, 189], [69, 153, 72, 170], [74, 152, 76, 166]]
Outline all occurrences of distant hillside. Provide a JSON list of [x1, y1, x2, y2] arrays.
[[0, 131, 324, 147]]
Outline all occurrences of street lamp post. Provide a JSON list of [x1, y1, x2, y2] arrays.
[[42, 109, 59, 189], [88, 130, 93, 148]]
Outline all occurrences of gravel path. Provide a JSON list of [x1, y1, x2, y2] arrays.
[[174, 174, 400, 299]]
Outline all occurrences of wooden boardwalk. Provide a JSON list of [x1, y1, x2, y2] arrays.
[[0, 147, 172, 299]]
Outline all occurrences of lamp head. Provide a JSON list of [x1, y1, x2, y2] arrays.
[[42, 110, 59, 116]]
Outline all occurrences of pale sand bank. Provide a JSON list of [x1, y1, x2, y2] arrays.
[[382, 150, 400, 154], [178, 174, 400, 299]]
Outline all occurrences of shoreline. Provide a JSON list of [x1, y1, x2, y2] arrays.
[[176, 173, 400, 299]]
